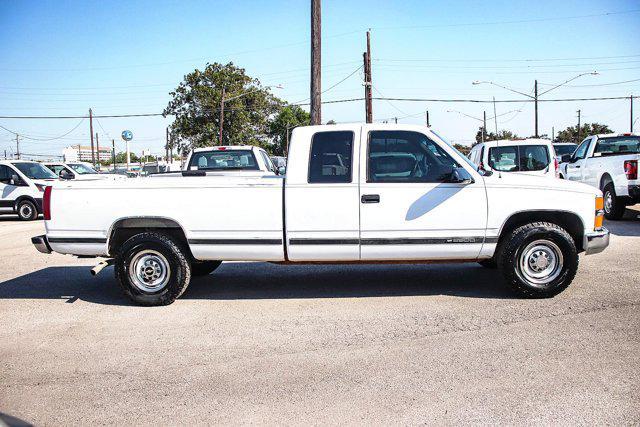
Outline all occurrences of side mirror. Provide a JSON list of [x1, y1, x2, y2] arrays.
[[277, 166, 286, 175], [445, 167, 474, 184], [560, 154, 572, 163], [59, 169, 73, 180]]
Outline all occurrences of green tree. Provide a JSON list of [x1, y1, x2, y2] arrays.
[[113, 151, 139, 164], [556, 123, 612, 143], [267, 105, 310, 156], [474, 127, 520, 144], [163, 62, 283, 149]]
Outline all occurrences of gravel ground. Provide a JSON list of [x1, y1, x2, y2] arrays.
[[0, 209, 639, 425]]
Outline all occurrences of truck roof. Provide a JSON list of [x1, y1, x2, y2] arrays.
[[593, 132, 638, 139], [476, 138, 553, 148], [191, 145, 259, 153]]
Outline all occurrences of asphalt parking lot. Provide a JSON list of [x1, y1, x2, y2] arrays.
[[1, 210, 639, 425]]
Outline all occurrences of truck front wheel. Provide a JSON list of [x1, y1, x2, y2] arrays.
[[498, 222, 578, 298], [603, 183, 626, 220], [115, 232, 191, 306]]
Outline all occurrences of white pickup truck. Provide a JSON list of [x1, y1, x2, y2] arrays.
[[559, 133, 639, 219], [32, 124, 609, 305]]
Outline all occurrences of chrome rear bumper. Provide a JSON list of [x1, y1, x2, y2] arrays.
[[32, 235, 52, 254], [584, 227, 609, 255]]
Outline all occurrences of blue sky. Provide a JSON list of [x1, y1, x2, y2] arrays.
[[0, 0, 639, 158]]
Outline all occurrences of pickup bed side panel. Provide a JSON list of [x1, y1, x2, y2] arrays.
[[45, 177, 285, 261]]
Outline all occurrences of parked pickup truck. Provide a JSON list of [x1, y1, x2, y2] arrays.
[[559, 133, 639, 219], [32, 124, 609, 305]]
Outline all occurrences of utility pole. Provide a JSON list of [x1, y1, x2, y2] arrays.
[[426, 110, 430, 127], [166, 127, 170, 161], [482, 111, 486, 142], [493, 97, 498, 135], [363, 30, 373, 123], [95, 133, 100, 168], [534, 80, 539, 138], [631, 95, 634, 133], [576, 109, 581, 142], [552, 126, 555, 142], [218, 87, 225, 145], [310, 0, 321, 125], [15, 135, 20, 159], [111, 139, 116, 169], [89, 108, 95, 165], [394, 117, 398, 124]]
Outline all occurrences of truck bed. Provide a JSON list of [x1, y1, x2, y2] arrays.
[[46, 175, 285, 260]]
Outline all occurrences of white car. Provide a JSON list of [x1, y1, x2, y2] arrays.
[[32, 124, 608, 305], [45, 162, 127, 181], [558, 133, 639, 219], [468, 139, 558, 177], [0, 160, 59, 220]]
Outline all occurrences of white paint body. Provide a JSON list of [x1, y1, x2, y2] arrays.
[[43, 124, 602, 262]]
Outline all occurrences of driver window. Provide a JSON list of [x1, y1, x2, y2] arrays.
[[367, 130, 459, 183], [0, 165, 10, 183], [573, 139, 590, 160]]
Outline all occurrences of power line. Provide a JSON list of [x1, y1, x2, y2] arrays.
[[0, 118, 85, 140], [373, 54, 640, 63], [538, 78, 640, 88]]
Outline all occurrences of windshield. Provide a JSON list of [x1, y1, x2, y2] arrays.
[[553, 144, 577, 157], [189, 150, 259, 171], [489, 145, 550, 172], [68, 163, 98, 174], [594, 136, 640, 155], [12, 162, 58, 180]]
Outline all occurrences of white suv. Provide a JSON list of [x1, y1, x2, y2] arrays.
[[468, 139, 558, 177], [0, 160, 59, 220]]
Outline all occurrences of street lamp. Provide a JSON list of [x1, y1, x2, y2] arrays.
[[218, 84, 284, 145], [446, 109, 521, 142], [472, 72, 598, 138]]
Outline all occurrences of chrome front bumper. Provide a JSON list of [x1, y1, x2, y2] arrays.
[[32, 235, 52, 254], [584, 227, 610, 255]]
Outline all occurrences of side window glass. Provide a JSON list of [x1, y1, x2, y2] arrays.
[[518, 146, 549, 171], [574, 139, 590, 160], [368, 130, 459, 183], [0, 165, 10, 183], [308, 131, 354, 183], [260, 151, 274, 172]]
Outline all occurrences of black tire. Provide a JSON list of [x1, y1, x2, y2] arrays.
[[17, 199, 38, 221], [114, 232, 191, 306], [498, 222, 578, 298], [478, 259, 497, 269], [603, 183, 626, 220], [191, 260, 222, 276]]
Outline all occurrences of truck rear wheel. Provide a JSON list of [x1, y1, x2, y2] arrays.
[[603, 183, 626, 220], [17, 200, 38, 221], [191, 260, 222, 276], [114, 232, 191, 306], [498, 222, 578, 298]]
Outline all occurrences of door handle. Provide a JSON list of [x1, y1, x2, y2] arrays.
[[361, 194, 380, 204], [575, 165, 581, 168]]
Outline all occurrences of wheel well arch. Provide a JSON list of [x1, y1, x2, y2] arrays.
[[14, 195, 39, 211], [497, 210, 585, 252], [107, 216, 192, 258], [599, 173, 613, 190]]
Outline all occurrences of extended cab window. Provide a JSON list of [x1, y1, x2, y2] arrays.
[[368, 130, 459, 183], [489, 145, 549, 172], [573, 139, 590, 160], [308, 131, 353, 183]]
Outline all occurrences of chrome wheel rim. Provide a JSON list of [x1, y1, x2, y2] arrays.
[[518, 240, 564, 287], [604, 191, 613, 214], [19, 203, 33, 218], [129, 250, 170, 293]]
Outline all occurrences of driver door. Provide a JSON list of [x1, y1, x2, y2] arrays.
[[358, 129, 487, 261], [565, 138, 590, 181]]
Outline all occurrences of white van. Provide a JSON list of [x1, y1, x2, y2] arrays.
[[468, 139, 558, 177], [0, 160, 59, 220]]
